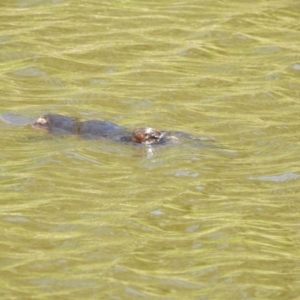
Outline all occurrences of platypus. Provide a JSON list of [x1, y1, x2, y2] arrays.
[[1, 112, 214, 145]]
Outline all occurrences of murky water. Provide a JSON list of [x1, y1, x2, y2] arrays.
[[1, 0, 300, 299]]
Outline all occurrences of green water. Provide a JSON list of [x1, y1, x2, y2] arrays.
[[1, 0, 300, 299]]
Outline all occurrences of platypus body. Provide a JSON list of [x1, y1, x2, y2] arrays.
[[1, 112, 213, 146]]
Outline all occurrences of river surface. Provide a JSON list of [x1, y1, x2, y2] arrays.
[[1, 0, 300, 299]]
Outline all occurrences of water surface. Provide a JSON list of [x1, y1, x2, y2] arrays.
[[1, 0, 300, 299]]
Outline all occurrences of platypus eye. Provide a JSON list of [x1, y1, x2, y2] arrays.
[[146, 133, 155, 140], [145, 132, 162, 144]]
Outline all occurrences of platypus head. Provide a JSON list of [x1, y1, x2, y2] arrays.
[[131, 127, 163, 145]]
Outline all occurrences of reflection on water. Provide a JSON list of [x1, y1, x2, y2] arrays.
[[1, 0, 300, 299], [249, 172, 300, 182]]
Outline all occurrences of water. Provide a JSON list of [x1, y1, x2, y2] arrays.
[[1, 0, 300, 299]]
